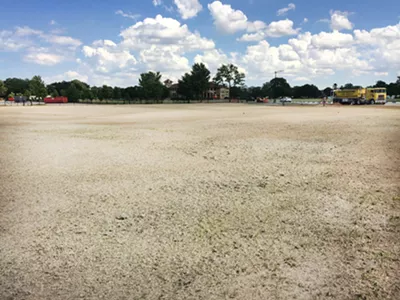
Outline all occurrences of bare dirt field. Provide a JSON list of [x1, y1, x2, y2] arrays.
[[1, 104, 399, 300]]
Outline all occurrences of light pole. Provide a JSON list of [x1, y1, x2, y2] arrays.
[[273, 70, 284, 103]]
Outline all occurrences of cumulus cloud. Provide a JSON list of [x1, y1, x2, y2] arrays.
[[115, 10, 141, 20], [0, 30, 31, 51], [83, 40, 138, 73], [15, 26, 43, 36], [330, 10, 353, 31], [174, 0, 202, 19], [354, 23, 400, 69], [119, 15, 214, 52], [43, 35, 82, 48], [0, 26, 82, 56], [44, 70, 89, 84], [277, 3, 296, 16], [208, 1, 248, 34], [6, 9, 396, 88], [311, 30, 354, 49], [194, 49, 229, 73], [78, 15, 216, 85], [208, 1, 299, 39], [24, 52, 64, 65], [153, 0, 162, 6], [266, 19, 300, 37], [238, 19, 300, 41]]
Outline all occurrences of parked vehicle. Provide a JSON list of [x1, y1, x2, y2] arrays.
[[280, 97, 292, 103], [255, 97, 269, 103], [44, 96, 68, 103], [333, 88, 387, 105], [14, 96, 27, 103]]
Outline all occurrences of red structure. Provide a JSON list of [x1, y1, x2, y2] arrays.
[[8, 97, 14, 101], [44, 96, 68, 103]]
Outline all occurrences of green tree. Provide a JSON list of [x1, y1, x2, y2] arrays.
[[0, 80, 7, 98], [344, 83, 354, 89], [190, 63, 210, 100], [24, 90, 32, 105], [66, 83, 80, 102], [100, 85, 113, 101], [162, 85, 170, 100], [5, 78, 30, 94], [248, 86, 262, 100], [374, 80, 387, 88], [82, 89, 93, 101], [52, 89, 59, 97], [139, 71, 163, 101], [323, 87, 333, 97], [268, 77, 292, 99], [292, 84, 320, 98], [91, 86, 99, 99], [214, 64, 245, 101], [29, 76, 47, 100], [113, 87, 122, 100], [177, 73, 193, 101]]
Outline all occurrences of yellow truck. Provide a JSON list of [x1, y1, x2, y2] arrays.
[[333, 88, 387, 105]]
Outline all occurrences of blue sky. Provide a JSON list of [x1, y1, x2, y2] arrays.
[[1, 0, 399, 88]]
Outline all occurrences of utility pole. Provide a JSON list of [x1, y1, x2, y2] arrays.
[[273, 70, 284, 103]]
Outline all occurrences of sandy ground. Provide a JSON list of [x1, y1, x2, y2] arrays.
[[0, 104, 399, 300]]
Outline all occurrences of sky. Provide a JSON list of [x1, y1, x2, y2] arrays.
[[0, 0, 399, 88]]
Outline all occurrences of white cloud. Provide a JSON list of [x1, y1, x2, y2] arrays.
[[15, 26, 43, 36], [330, 10, 353, 31], [277, 3, 296, 16], [194, 49, 229, 73], [238, 19, 300, 41], [49, 20, 57, 25], [374, 72, 388, 76], [24, 52, 64, 65], [83, 40, 137, 73], [0, 30, 31, 51], [354, 23, 400, 69], [303, 18, 308, 24], [208, 2, 299, 38], [354, 23, 400, 45], [120, 15, 214, 52], [294, 76, 311, 82], [140, 45, 190, 72], [174, 0, 202, 19], [247, 20, 267, 33], [318, 18, 330, 23], [238, 32, 267, 42], [153, 0, 163, 6], [234, 25, 379, 84], [43, 35, 82, 48], [115, 10, 141, 20], [208, 1, 248, 34], [50, 28, 66, 35], [311, 30, 353, 49], [266, 19, 300, 37], [44, 70, 89, 84]]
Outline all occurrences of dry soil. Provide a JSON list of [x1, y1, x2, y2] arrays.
[[0, 104, 399, 300]]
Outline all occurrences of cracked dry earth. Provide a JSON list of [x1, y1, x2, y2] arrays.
[[0, 104, 399, 300]]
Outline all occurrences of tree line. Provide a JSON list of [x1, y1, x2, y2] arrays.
[[1, 67, 399, 103]]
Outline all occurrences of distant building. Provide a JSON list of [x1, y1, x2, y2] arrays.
[[168, 82, 230, 99], [164, 79, 173, 89], [169, 83, 179, 98], [204, 82, 229, 99]]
